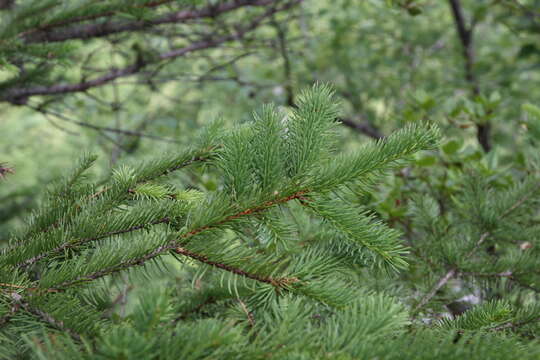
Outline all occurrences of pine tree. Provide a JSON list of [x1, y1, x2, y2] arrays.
[[1, 85, 539, 359]]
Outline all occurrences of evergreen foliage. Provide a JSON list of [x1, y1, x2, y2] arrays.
[[1, 85, 539, 358], [1, 0, 540, 359]]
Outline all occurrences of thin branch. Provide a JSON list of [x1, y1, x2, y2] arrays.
[[339, 117, 384, 140], [459, 270, 514, 278], [174, 247, 295, 288], [272, 17, 295, 107], [413, 268, 457, 313], [460, 271, 540, 292], [0, 295, 20, 328], [413, 230, 491, 314], [238, 299, 256, 327], [28, 105, 183, 143], [87, 150, 216, 200], [448, 0, 490, 152]]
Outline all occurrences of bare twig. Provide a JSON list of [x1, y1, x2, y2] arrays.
[[28, 105, 183, 143], [339, 117, 384, 140], [0, 164, 14, 179], [413, 268, 457, 313]]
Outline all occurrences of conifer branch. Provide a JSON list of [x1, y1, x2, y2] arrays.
[[182, 190, 309, 238], [174, 247, 297, 289], [46, 190, 309, 290], [8, 150, 213, 247], [24, 0, 290, 44], [2, 1, 301, 104], [89, 150, 215, 200], [413, 184, 540, 313], [489, 316, 540, 332], [1, 293, 80, 341], [19, 0, 175, 37], [16, 217, 171, 270], [12, 294, 82, 342], [238, 299, 256, 327]]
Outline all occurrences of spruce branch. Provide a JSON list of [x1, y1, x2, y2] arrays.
[[10, 293, 82, 342], [1, 0, 302, 104], [5, 148, 213, 250], [44, 190, 309, 291], [489, 316, 540, 332], [16, 217, 171, 270], [18, 0, 176, 38], [89, 149, 216, 200], [413, 184, 540, 314], [24, 0, 292, 44]]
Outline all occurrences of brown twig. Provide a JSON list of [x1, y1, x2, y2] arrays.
[[339, 117, 384, 140], [174, 247, 294, 288], [0, 164, 14, 179]]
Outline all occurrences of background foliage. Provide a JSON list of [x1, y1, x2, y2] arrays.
[[0, 0, 539, 358]]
